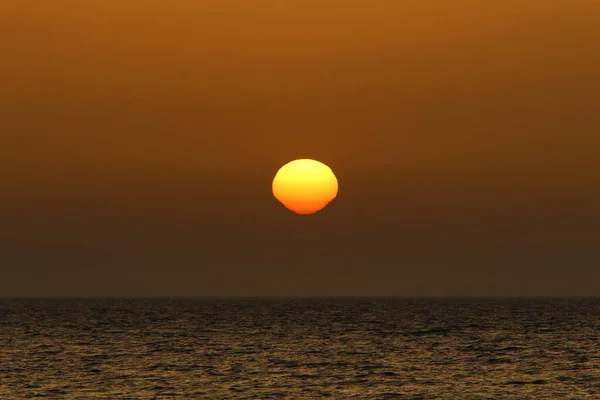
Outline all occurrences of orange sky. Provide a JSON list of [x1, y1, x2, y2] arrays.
[[1, 1, 599, 296]]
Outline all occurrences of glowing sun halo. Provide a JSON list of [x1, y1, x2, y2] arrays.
[[272, 159, 338, 215]]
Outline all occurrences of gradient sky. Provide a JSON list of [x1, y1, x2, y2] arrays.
[[1, 1, 599, 296]]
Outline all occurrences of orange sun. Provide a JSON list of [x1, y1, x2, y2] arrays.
[[272, 159, 338, 215]]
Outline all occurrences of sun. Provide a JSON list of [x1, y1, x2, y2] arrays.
[[272, 159, 338, 215]]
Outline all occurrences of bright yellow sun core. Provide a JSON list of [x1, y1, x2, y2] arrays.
[[272, 159, 338, 215]]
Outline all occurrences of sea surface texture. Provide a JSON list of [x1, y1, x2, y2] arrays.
[[1, 298, 598, 399]]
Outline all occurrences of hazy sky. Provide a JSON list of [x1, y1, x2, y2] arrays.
[[1, 1, 599, 296]]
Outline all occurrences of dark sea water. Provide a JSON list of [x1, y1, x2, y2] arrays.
[[1, 298, 599, 399]]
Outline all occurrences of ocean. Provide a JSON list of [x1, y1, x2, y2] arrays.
[[1, 298, 598, 399]]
